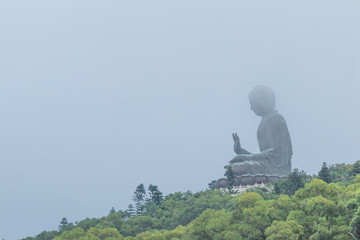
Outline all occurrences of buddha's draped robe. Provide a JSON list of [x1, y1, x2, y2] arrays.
[[232, 111, 292, 176]]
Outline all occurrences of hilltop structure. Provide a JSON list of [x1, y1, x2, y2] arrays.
[[210, 86, 292, 189]]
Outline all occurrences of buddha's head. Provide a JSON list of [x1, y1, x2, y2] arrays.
[[248, 85, 276, 116]]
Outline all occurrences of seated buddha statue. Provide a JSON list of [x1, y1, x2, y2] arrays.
[[226, 85, 292, 178]]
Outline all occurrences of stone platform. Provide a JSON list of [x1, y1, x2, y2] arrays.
[[209, 174, 286, 189]]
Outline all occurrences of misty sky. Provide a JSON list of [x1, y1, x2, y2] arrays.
[[1, 1, 360, 239]]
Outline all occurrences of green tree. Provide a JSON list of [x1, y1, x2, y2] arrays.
[[187, 209, 230, 240], [106, 211, 124, 231], [109, 207, 116, 215], [31, 231, 59, 240], [288, 179, 351, 239], [58, 217, 74, 232], [274, 181, 281, 195], [59, 217, 68, 230], [119, 216, 162, 237], [133, 184, 146, 215], [351, 161, 360, 176], [126, 204, 135, 217], [287, 168, 307, 193], [163, 225, 186, 240], [276, 168, 308, 196], [76, 218, 100, 231], [328, 163, 350, 183], [224, 166, 235, 193], [54, 228, 85, 240], [232, 192, 270, 238], [318, 162, 331, 183], [25, 163, 360, 240], [350, 208, 360, 239], [147, 184, 163, 205], [87, 227, 124, 240], [96, 220, 116, 229], [246, 187, 277, 200], [265, 220, 303, 240], [54, 227, 124, 240]]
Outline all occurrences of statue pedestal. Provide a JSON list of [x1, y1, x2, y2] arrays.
[[209, 174, 286, 189]]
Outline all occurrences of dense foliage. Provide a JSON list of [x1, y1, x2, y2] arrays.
[[22, 161, 360, 240]]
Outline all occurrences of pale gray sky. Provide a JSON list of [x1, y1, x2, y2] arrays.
[[1, 1, 360, 239]]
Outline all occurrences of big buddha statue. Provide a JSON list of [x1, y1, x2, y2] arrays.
[[211, 85, 293, 188]]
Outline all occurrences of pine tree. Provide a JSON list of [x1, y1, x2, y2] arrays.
[[148, 184, 163, 205], [133, 184, 146, 215], [318, 162, 331, 183], [126, 204, 135, 217], [288, 168, 305, 190], [351, 161, 360, 176], [224, 166, 235, 193], [276, 168, 308, 196], [274, 182, 281, 195], [58, 217, 68, 231], [109, 207, 116, 215]]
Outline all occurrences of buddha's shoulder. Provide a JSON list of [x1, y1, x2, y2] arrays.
[[264, 111, 287, 124]]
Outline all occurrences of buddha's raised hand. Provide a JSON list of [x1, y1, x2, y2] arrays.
[[232, 133, 241, 154]]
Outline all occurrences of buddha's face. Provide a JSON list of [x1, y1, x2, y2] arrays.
[[248, 85, 276, 117], [249, 98, 270, 117], [249, 98, 263, 116]]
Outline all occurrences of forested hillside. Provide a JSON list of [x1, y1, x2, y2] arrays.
[[22, 161, 360, 240]]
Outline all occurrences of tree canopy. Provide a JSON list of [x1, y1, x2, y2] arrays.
[[22, 161, 360, 240]]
